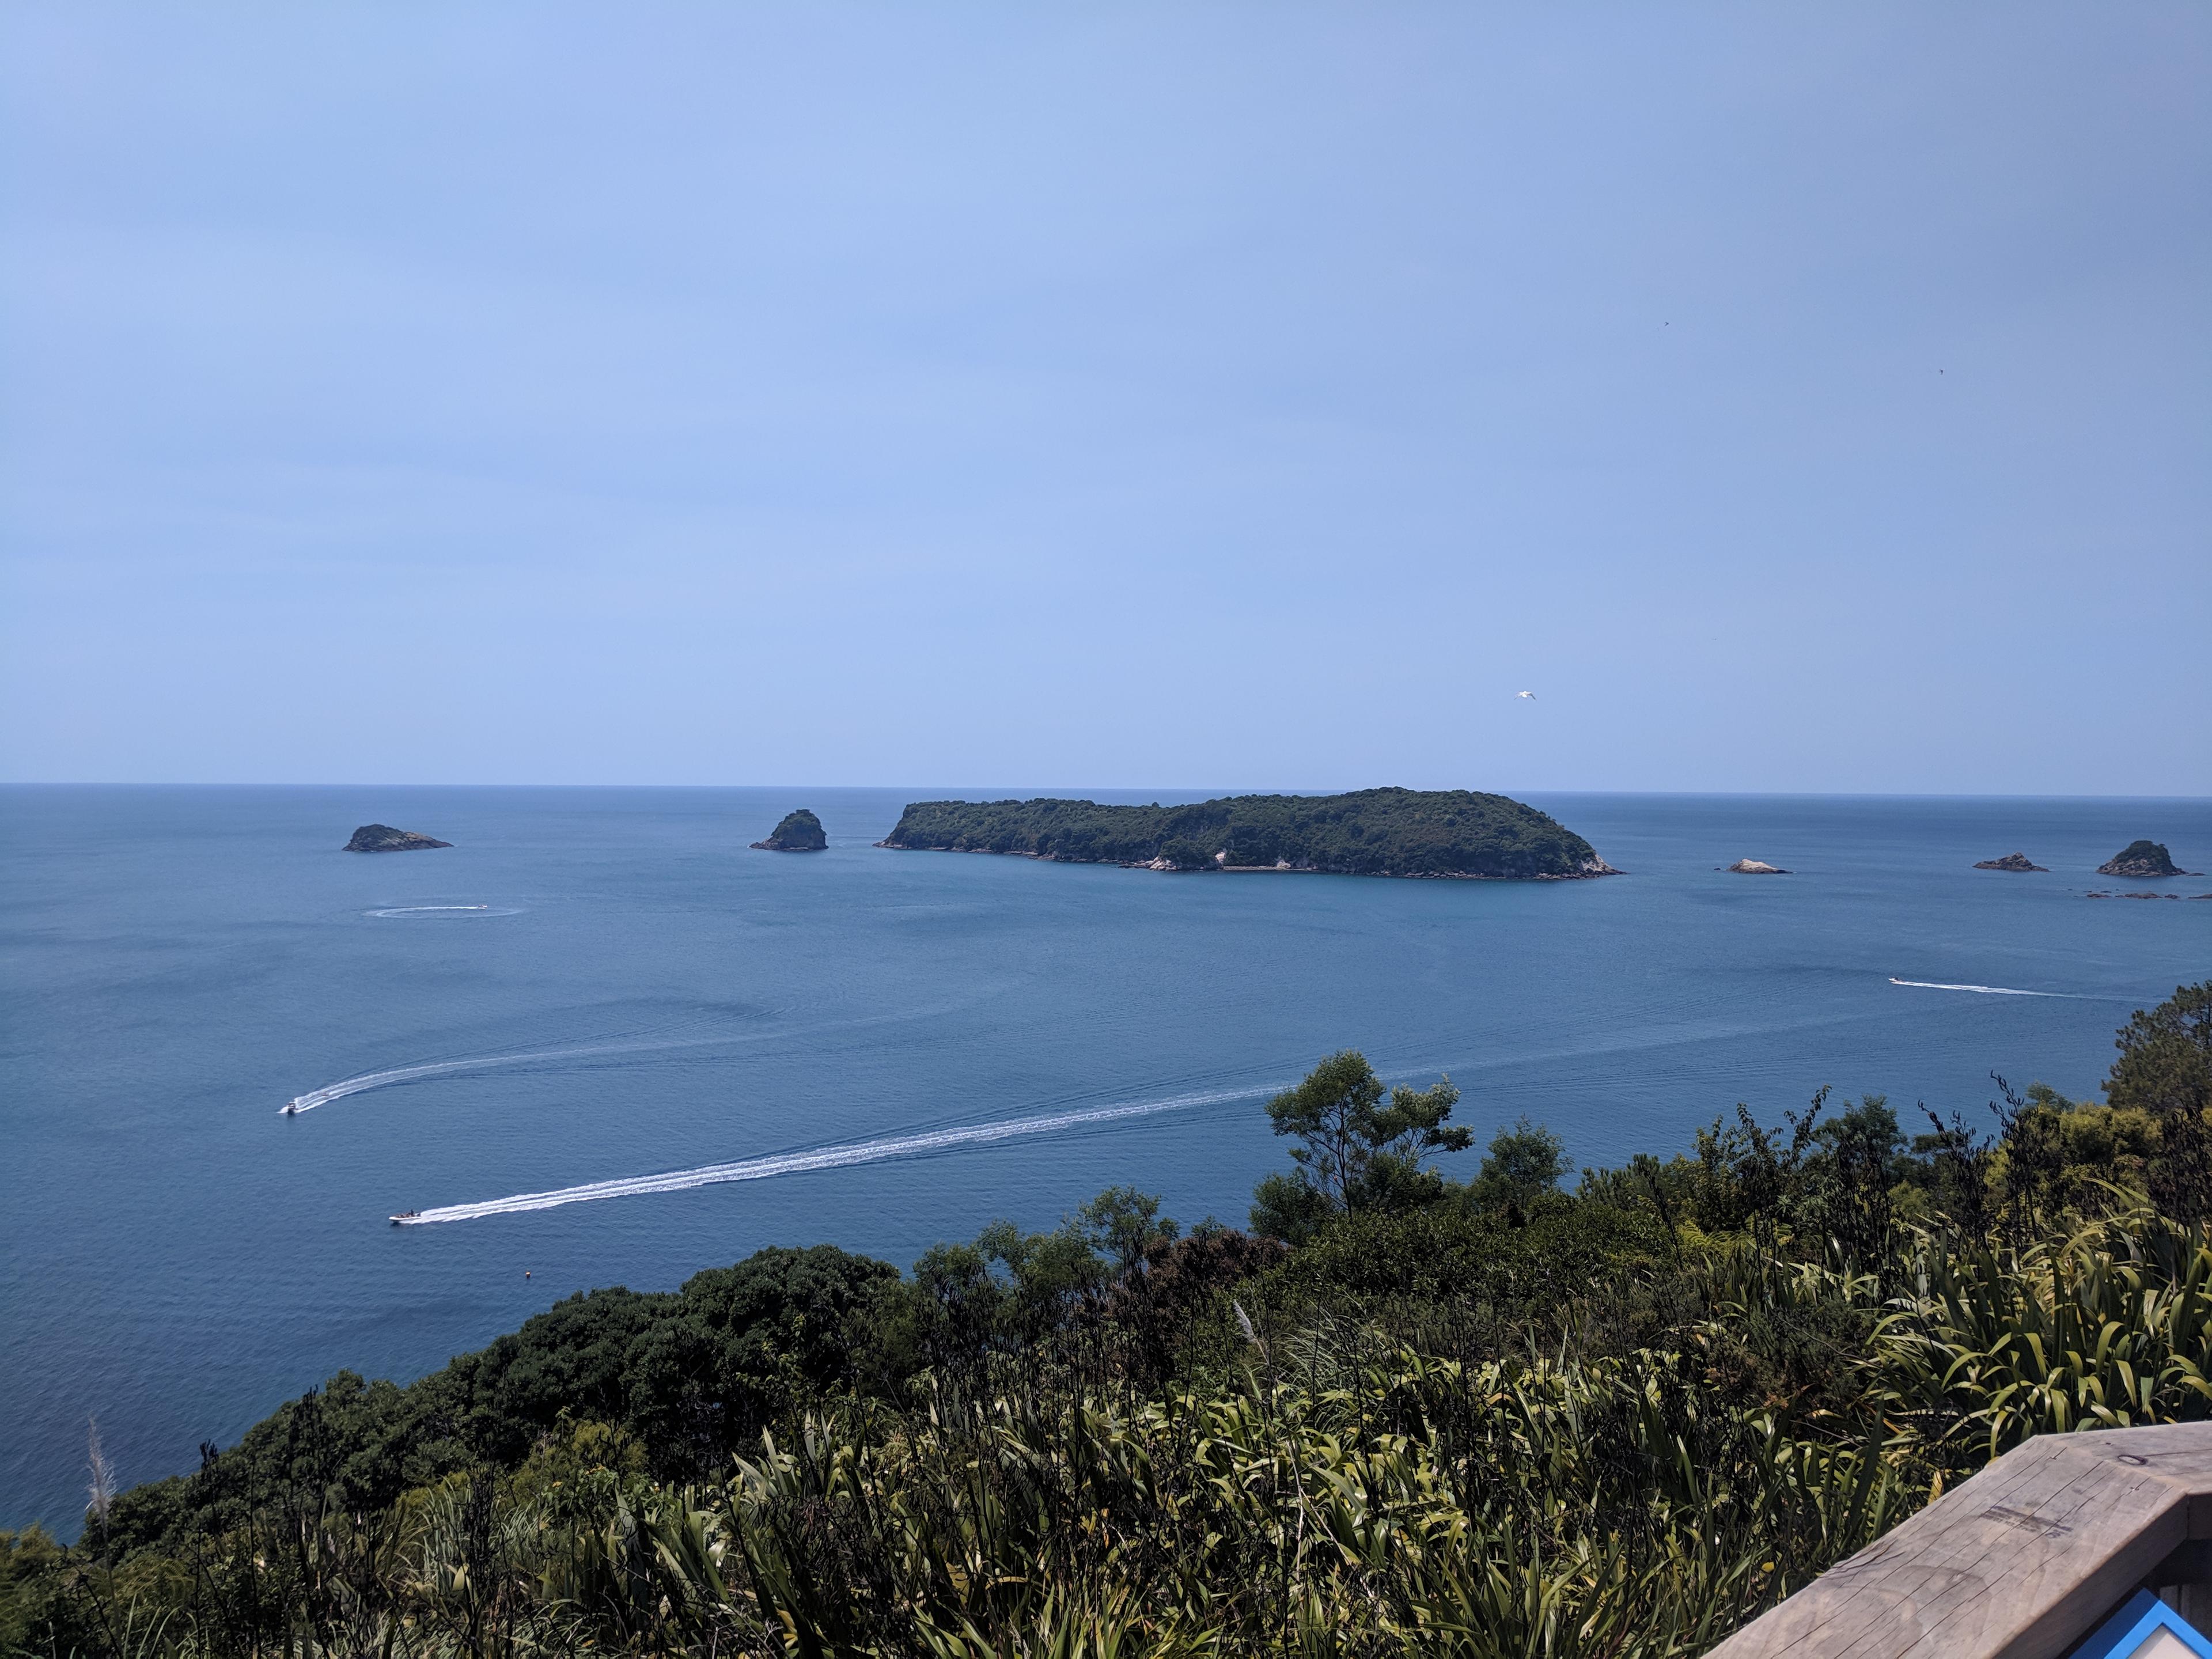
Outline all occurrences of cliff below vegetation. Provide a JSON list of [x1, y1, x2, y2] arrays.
[[878, 787, 1616, 880]]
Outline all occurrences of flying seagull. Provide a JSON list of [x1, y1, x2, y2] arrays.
[[1516, 691, 1536, 700]]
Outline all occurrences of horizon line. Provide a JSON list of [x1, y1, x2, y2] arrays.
[[3, 781, 2208, 802]]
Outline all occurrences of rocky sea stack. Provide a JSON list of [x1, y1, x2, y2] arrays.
[[1974, 853, 2048, 872], [752, 809, 828, 853], [343, 824, 451, 853], [2097, 840, 2199, 878], [1721, 858, 1789, 874]]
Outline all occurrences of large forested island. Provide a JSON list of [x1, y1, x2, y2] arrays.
[[880, 786, 1618, 879]]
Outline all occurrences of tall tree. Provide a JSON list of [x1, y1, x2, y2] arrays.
[[2107, 982, 2212, 1222], [1250, 1052, 1470, 1238]]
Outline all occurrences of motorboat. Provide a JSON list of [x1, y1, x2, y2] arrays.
[[389, 1210, 419, 1225]]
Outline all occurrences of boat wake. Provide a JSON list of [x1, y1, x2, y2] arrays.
[[366, 905, 521, 918], [283, 1001, 993, 1117], [283, 1036, 719, 1114], [1888, 978, 2064, 998], [392, 1085, 1263, 1225]]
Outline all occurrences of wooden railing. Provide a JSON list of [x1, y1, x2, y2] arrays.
[[1708, 1422, 2212, 1659]]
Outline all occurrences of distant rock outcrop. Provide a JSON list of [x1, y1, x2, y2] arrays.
[[1974, 853, 2048, 872], [752, 809, 828, 852], [344, 824, 451, 853], [1721, 858, 1790, 874], [2097, 840, 2199, 878]]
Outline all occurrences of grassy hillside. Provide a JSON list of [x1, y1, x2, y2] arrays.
[[5, 983, 2206, 1659], [881, 787, 1614, 878]]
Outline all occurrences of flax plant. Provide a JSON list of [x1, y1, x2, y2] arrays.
[[1868, 1209, 2212, 1463]]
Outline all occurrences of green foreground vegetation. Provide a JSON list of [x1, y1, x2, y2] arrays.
[[6, 984, 2209, 1659], [880, 789, 1611, 878]]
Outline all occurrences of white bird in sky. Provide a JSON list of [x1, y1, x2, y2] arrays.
[[1515, 690, 1536, 700]]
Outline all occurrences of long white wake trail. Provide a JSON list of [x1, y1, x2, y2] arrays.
[[396, 1086, 1259, 1225], [284, 1039, 707, 1114], [1888, 978, 2063, 998], [287, 1003, 989, 1116]]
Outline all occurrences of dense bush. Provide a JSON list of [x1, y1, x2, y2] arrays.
[[7, 984, 2209, 1659]]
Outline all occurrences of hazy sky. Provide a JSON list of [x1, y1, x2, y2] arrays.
[[2, 3, 2205, 793]]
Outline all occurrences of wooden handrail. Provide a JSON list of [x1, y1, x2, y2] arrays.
[[1707, 1422, 2212, 1659]]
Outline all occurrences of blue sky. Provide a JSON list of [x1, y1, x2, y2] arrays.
[[2, 3, 2205, 793]]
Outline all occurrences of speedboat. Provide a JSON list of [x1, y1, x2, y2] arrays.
[[389, 1210, 419, 1225], [281, 1103, 300, 1115]]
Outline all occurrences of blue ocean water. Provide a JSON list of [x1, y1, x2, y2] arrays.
[[3, 786, 2207, 1533]]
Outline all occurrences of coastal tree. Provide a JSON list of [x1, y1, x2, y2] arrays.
[[1914, 1107, 1993, 1237], [1075, 1185, 1180, 1276], [1250, 1051, 1470, 1240], [1469, 1116, 1569, 1214], [1797, 1096, 1906, 1267], [2106, 981, 2212, 1222]]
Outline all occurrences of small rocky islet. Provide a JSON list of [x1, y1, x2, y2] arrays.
[[343, 824, 452, 853], [2096, 839, 2199, 878], [1974, 853, 2047, 872], [1721, 858, 1790, 874], [752, 808, 828, 852]]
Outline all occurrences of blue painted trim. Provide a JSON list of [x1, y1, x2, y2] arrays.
[[2074, 1588, 2212, 1659]]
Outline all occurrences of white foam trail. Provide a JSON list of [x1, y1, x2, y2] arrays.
[[283, 999, 986, 1119], [367, 905, 517, 918], [1888, 978, 2063, 997], [283, 1037, 708, 1114], [285, 1001, 987, 1118], [396, 1086, 1262, 1225]]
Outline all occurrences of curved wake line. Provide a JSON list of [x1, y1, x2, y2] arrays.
[[1889, 978, 2064, 998], [368, 905, 506, 917], [396, 1086, 1263, 1225], [285, 999, 1000, 1118], [283, 1037, 711, 1114]]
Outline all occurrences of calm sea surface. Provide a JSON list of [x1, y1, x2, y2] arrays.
[[3, 786, 2208, 1531]]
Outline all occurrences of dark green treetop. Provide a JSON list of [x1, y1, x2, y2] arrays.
[[2107, 980, 2212, 1221], [1468, 1116, 1569, 1213], [1251, 1051, 1470, 1241]]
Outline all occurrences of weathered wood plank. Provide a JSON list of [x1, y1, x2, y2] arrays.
[[1705, 1424, 2212, 1659]]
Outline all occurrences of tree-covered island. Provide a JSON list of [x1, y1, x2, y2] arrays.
[[880, 787, 1618, 879]]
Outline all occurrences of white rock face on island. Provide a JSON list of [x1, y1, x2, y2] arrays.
[[1721, 858, 1790, 874]]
